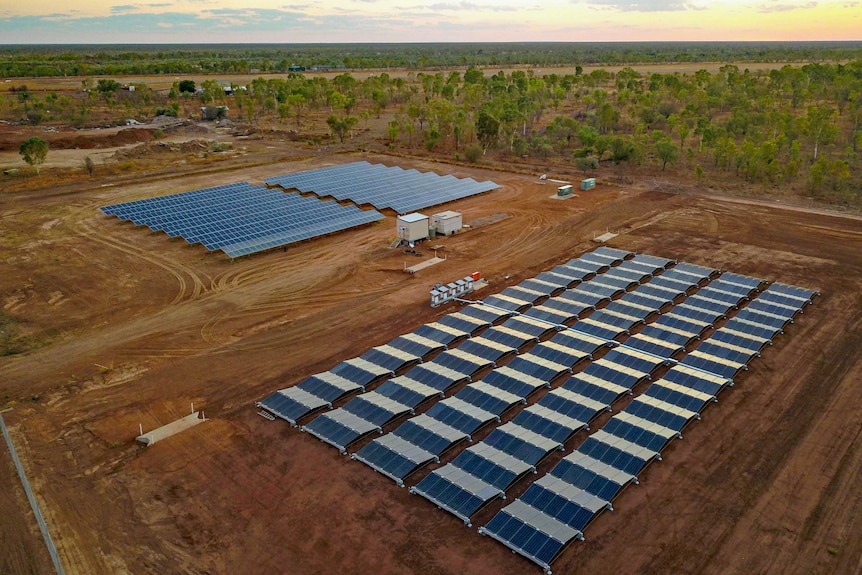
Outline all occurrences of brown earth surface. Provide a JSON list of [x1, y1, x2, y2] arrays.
[[1, 126, 862, 575]]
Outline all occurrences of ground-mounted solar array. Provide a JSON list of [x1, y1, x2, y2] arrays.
[[256, 245, 818, 573], [100, 182, 385, 258], [264, 161, 499, 213]]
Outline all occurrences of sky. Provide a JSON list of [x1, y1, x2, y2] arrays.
[[0, 0, 859, 44]]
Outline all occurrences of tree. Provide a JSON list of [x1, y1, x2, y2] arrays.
[[803, 105, 838, 160], [96, 79, 121, 103], [19, 137, 48, 174], [476, 110, 500, 153], [574, 155, 599, 173], [655, 138, 678, 171], [200, 80, 222, 104], [178, 80, 196, 94], [326, 115, 358, 143]]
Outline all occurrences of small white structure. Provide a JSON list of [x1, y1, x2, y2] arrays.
[[431, 211, 463, 236], [430, 275, 476, 307], [397, 212, 430, 243]]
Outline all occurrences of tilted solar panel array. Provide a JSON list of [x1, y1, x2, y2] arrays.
[[100, 182, 385, 258], [255, 245, 818, 574], [478, 274, 818, 573], [265, 161, 499, 213]]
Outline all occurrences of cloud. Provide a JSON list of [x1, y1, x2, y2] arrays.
[[757, 0, 817, 12], [582, 0, 698, 11], [425, 1, 522, 11]]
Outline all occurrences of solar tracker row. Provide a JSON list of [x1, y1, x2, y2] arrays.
[[101, 182, 385, 257], [478, 272, 817, 572], [410, 286, 675, 526], [255, 247, 818, 574], [265, 161, 499, 213]]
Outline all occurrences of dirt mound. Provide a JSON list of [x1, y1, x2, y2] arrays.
[[111, 139, 211, 160]]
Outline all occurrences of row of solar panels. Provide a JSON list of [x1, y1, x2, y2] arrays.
[[399, 260, 727, 526], [259, 249, 725, 486], [477, 282, 817, 572], [256, 246, 818, 573], [259, 248, 719, 470], [100, 182, 385, 258], [256, 247, 640, 430], [264, 161, 499, 214]]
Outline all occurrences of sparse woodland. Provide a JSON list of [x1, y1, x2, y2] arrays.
[[1, 44, 861, 205]]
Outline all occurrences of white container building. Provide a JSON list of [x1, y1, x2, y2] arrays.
[[397, 212, 430, 242], [431, 210, 462, 236]]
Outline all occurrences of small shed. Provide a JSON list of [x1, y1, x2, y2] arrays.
[[557, 185, 573, 197], [431, 210, 462, 236], [397, 212, 430, 242], [581, 178, 597, 191]]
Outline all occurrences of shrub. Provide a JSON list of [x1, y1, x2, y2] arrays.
[[464, 144, 482, 163]]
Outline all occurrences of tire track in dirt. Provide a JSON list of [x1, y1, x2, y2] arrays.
[[74, 215, 207, 307]]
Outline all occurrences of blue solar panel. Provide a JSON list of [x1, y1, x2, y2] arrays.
[[411, 471, 492, 520], [518, 482, 603, 532], [265, 162, 499, 213], [393, 420, 462, 456], [424, 402, 493, 435], [101, 182, 385, 257], [549, 455, 634, 501], [352, 439, 433, 482], [481, 509, 569, 566]]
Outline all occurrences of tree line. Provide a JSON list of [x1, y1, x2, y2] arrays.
[[4, 60, 861, 204], [2, 41, 861, 78]]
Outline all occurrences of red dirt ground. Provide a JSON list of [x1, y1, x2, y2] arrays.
[[2, 140, 862, 575]]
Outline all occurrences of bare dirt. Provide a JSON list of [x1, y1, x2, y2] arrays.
[[1, 123, 862, 575]]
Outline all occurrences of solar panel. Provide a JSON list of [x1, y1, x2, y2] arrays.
[[258, 248, 819, 573], [480, 499, 580, 571], [102, 182, 385, 257], [265, 161, 499, 213]]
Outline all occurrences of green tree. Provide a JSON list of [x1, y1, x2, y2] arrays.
[[574, 155, 599, 173], [96, 79, 121, 103], [200, 79, 222, 104], [655, 138, 678, 171], [803, 105, 839, 160], [476, 110, 499, 153], [326, 115, 358, 143], [178, 80, 196, 94], [19, 136, 48, 174]]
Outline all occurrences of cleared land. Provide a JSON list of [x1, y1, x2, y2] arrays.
[[2, 135, 862, 575]]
